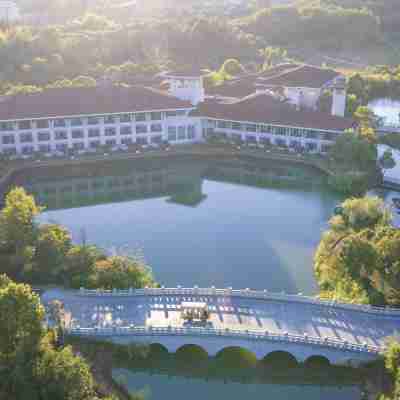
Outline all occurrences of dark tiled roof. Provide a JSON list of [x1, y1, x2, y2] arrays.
[[206, 77, 257, 99], [257, 65, 340, 89], [191, 93, 354, 131], [0, 86, 193, 121]]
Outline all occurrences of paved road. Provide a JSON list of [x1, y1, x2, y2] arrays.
[[42, 289, 400, 348]]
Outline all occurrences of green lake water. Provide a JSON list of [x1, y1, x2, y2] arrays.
[[16, 156, 342, 295]]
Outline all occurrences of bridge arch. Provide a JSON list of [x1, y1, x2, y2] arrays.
[[262, 351, 298, 368], [175, 344, 209, 363], [304, 355, 331, 368], [148, 343, 169, 359], [216, 346, 257, 367]]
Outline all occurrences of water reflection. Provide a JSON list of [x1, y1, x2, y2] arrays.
[[11, 156, 340, 294], [112, 370, 361, 400]]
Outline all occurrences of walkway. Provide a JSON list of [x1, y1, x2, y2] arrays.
[[42, 287, 400, 356]]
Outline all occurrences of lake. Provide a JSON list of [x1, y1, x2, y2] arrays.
[[13, 155, 340, 295], [369, 98, 400, 127], [112, 369, 361, 400]]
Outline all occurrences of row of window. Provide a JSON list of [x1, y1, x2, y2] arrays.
[[210, 120, 339, 141], [0, 111, 189, 131], [212, 132, 332, 152], [1, 124, 167, 144], [1, 127, 198, 154]]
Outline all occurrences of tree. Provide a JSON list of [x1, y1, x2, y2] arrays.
[[0, 187, 42, 253], [28, 224, 72, 283], [87, 255, 155, 290], [314, 197, 399, 305], [380, 149, 396, 176], [259, 47, 288, 69], [33, 345, 96, 400], [330, 129, 377, 170], [0, 277, 45, 364]]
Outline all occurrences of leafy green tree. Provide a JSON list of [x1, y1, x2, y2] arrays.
[[259, 46, 288, 69], [314, 197, 400, 305], [65, 245, 105, 288], [380, 149, 396, 176], [0, 187, 42, 253], [0, 277, 44, 364], [330, 129, 377, 170], [33, 345, 96, 400], [87, 255, 156, 290], [28, 224, 72, 284]]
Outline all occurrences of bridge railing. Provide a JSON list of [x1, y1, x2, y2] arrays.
[[67, 324, 381, 355], [77, 287, 400, 316]]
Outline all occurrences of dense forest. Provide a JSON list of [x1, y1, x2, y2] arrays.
[[0, 0, 399, 95]]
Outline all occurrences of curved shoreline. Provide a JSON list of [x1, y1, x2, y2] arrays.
[[0, 144, 332, 196]]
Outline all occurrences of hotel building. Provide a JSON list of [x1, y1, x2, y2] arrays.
[[0, 64, 355, 156]]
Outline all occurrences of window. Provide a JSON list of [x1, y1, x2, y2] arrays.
[[136, 137, 147, 145], [176, 110, 186, 116], [136, 124, 147, 134], [90, 140, 100, 148], [22, 145, 34, 154], [104, 115, 115, 124], [105, 127, 116, 136], [88, 116, 100, 125], [73, 142, 84, 150], [38, 132, 51, 142], [260, 125, 271, 133], [306, 142, 317, 151], [2, 135, 15, 144], [70, 118, 83, 127], [217, 120, 229, 129], [55, 131, 68, 140], [306, 130, 317, 139], [88, 128, 100, 138], [276, 126, 286, 136], [168, 132, 176, 141], [151, 123, 162, 132], [289, 140, 300, 148], [39, 144, 51, 153], [121, 137, 133, 145], [20, 132, 33, 143], [246, 124, 257, 132], [36, 120, 49, 129], [150, 112, 162, 121], [178, 126, 186, 140], [151, 135, 162, 144], [0, 122, 14, 131], [166, 111, 176, 118], [120, 114, 131, 123], [135, 113, 146, 122], [3, 147, 16, 155], [290, 128, 301, 137], [187, 125, 196, 139], [120, 126, 132, 135], [105, 139, 116, 146], [53, 119, 66, 128], [232, 122, 242, 131], [18, 121, 31, 130], [72, 130, 84, 139], [55, 143, 68, 152]]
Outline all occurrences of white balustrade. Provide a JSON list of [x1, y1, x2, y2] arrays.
[[77, 287, 400, 316], [66, 324, 381, 355]]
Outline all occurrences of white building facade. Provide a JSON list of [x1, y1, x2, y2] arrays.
[[0, 1, 20, 22]]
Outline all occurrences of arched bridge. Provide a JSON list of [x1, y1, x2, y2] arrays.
[[42, 287, 400, 366]]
